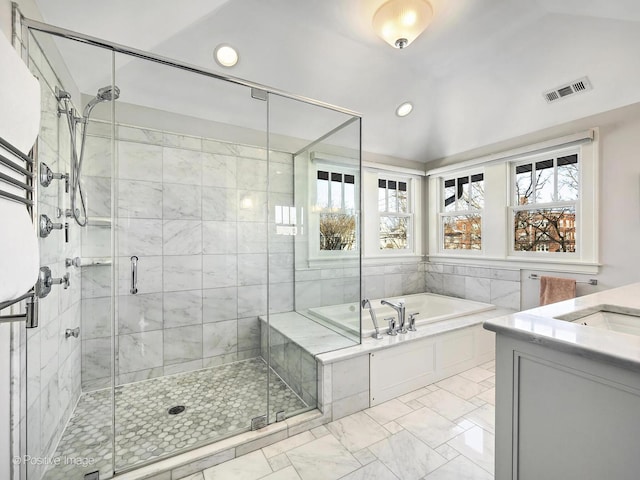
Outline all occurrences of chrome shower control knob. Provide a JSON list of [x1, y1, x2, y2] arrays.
[[39, 214, 63, 237]]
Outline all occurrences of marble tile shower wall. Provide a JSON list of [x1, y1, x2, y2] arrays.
[[424, 263, 522, 310], [26, 41, 83, 480], [295, 262, 426, 310], [80, 121, 295, 390]]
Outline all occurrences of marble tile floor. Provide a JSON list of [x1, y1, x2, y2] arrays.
[[180, 360, 497, 480], [42, 358, 307, 480]]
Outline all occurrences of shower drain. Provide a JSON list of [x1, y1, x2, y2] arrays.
[[168, 405, 186, 415]]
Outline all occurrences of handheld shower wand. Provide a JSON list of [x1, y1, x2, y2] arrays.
[[362, 299, 383, 339], [58, 85, 120, 227]]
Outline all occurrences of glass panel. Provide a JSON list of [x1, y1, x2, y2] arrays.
[[443, 215, 482, 250], [316, 171, 329, 209], [272, 94, 361, 423], [513, 207, 576, 252], [112, 50, 269, 470], [320, 213, 357, 250], [330, 172, 343, 210], [27, 30, 116, 480], [470, 174, 484, 210], [398, 182, 408, 213], [378, 179, 387, 212], [458, 176, 471, 209], [515, 163, 533, 205], [557, 154, 579, 201], [534, 159, 554, 203], [380, 216, 408, 249], [444, 178, 456, 212], [388, 180, 397, 212], [344, 176, 355, 211]]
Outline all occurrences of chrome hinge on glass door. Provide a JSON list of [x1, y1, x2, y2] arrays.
[[251, 415, 267, 430]]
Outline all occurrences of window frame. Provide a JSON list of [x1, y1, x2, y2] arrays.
[[427, 130, 599, 274], [377, 174, 414, 253], [438, 170, 485, 254], [508, 147, 580, 258], [309, 162, 360, 261]]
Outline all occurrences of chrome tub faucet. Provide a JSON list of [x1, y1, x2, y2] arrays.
[[381, 299, 406, 334]]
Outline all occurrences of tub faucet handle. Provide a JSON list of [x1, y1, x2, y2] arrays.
[[408, 312, 420, 332], [385, 317, 397, 336]]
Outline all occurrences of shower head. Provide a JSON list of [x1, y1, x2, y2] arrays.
[[83, 85, 120, 118], [96, 85, 120, 102]]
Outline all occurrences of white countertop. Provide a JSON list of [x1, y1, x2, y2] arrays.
[[483, 282, 640, 371]]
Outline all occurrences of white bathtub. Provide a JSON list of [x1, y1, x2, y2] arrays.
[[307, 293, 496, 338]]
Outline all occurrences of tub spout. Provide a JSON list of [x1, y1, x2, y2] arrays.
[[381, 299, 406, 334], [362, 299, 383, 339]]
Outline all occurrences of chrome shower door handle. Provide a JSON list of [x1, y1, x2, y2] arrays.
[[130, 256, 138, 294]]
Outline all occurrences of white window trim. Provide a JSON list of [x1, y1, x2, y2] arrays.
[[308, 161, 360, 263], [362, 168, 423, 259], [437, 170, 485, 255], [377, 173, 415, 254], [508, 147, 580, 258], [427, 130, 599, 274]]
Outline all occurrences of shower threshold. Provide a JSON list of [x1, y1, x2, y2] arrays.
[[42, 357, 307, 480]]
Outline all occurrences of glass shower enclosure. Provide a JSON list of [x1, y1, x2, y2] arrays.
[[20, 14, 362, 480]]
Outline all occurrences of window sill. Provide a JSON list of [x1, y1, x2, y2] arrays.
[[427, 253, 600, 274]]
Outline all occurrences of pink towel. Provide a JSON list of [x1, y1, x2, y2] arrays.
[[539, 276, 576, 306]]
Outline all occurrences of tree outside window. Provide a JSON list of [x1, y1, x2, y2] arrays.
[[441, 173, 484, 250], [379, 178, 412, 250], [512, 153, 578, 253], [316, 170, 357, 251]]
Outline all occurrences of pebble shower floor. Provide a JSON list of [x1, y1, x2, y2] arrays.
[[42, 358, 308, 480]]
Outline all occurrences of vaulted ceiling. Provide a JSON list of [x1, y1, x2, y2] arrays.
[[33, 0, 640, 163]]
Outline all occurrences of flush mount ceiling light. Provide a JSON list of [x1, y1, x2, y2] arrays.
[[396, 102, 413, 117], [372, 0, 434, 49], [214, 44, 239, 67]]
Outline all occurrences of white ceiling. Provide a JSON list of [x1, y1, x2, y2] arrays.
[[32, 0, 640, 163]]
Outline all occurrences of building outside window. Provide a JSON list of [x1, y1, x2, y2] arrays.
[[378, 177, 412, 251], [511, 151, 579, 253], [441, 172, 484, 250]]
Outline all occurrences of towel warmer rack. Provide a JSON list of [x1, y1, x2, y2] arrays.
[[0, 134, 38, 328], [528, 273, 597, 286]]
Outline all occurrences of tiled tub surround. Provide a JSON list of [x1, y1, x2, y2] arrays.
[[316, 307, 511, 421], [80, 122, 295, 390], [259, 311, 358, 408], [41, 358, 306, 480], [24, 34, 84, 480], [425, 263, 521, 311], [296, 262, 427, 311]]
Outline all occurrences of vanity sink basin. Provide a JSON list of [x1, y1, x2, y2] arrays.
[[555, 305, 640, 336]]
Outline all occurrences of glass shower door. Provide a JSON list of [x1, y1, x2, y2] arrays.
[[111, 51, 270, 472], [266, 93, 362, 423]]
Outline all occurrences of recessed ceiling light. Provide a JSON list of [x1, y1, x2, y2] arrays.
[[396, 102, 413, 117], [214, 44, 239, 67]]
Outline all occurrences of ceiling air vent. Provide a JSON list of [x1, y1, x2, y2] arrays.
[[543, 76, 592, 103]]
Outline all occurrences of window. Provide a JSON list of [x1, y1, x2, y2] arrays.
[[316, 169, 357, 251], [511, 151, 578, 254], [378, 177, 412, 250], [427, 131, 598, 272], [440, 173, 484, 251]]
